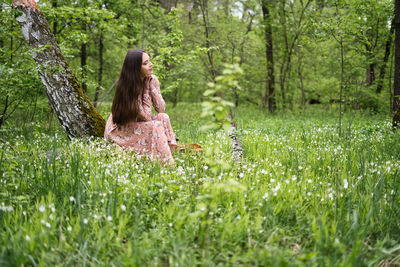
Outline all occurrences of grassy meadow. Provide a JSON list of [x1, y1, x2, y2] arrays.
[[0, 103, 399, 266]]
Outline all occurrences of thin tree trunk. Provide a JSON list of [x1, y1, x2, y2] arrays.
[[365, 43, 376, 86], [279, 0, 311, 109], [10, 13, 14, 62], [52, 0, 57, 37], [12, 0, 105, 138], [0, 96, 9, 129], [394, 0, 400, 113], [339, 30, 344, 137], [393, 0, 400, 127], [141, 3, 145, 48], [0, 4, 3, 49], [389, 51, 394, 113], [199, 0, 216, 80], [376, 19, 394, 94], [278, 0, 288, 108], [93, 32, 103, 107], [261, 0, 276, 112], [297, 45, 306, 110], [335, 1, 344, 137], [81, 22, 88, 93]]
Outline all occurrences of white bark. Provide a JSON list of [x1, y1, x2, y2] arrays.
[[12, 1, 105, 139]]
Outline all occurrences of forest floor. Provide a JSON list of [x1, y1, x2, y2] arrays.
[[0, 103, 399, 266]]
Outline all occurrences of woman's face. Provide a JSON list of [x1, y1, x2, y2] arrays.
[[141, 53, 153, 78]]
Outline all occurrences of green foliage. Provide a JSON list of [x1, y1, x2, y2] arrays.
[[0, 6, 47, 128], [201, 60, 243, 132], [199, 61, 242, 175], [1, 104, 400, 265], [2, 0, 396, 128], [152, 9, 185, 91]]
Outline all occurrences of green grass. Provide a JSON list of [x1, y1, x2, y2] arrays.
[[0, 103, 399, 266]]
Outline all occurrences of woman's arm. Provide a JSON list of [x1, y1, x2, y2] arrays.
[[149, 75, 166, 113]]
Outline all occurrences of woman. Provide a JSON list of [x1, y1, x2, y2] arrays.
[[104, 49, 177, 164]]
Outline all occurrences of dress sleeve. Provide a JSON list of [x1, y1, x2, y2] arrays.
[[149, 75, 165, 113], [138, 98, 151, 121]]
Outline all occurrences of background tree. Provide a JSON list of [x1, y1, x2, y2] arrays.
[[2, 0, 399, 135], [393, 0, 400, 127], [261, 0, 276, 111], [0, 2, 44, 129]]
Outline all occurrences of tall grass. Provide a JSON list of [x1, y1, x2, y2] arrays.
[[0, 104, 399, 266]]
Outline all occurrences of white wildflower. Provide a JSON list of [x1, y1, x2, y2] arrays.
[[343, 179, 348, 189], [39, 205, 46, 213]]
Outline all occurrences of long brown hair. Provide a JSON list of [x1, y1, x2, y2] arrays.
[[111, 49, 146, 125]]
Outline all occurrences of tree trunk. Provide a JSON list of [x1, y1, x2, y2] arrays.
[[0, 96, 9, 129], [157, 0, 178, 13], [12, 0, 106, 139], [261, 0, 276, 112], [376, 19, 394, 94], [394, 0, 400, 114], [278, 0, 288, 109], [394, 104, 400, 128], [199, 0, 217, 80], [0, 4, 3, 49], [394, 0, 400, 127], [81, 22, 88, 93], [297, 45, 306, 110], [334, 1, 344, 137], [278, 0, 311, 110], [365, 43, 376, 87], [93, 32, 103, 107], [10, 13, 14, 62], [51, 0, 57, 37]]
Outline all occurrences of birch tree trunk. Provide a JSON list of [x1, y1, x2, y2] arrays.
[[393, 0, 400, 128], [12, 0, 106, 139]]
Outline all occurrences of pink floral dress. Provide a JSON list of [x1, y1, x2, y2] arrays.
[[104, 75, 177, 164]]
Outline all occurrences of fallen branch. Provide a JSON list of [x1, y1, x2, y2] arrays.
[[228, 121, 244, 163]]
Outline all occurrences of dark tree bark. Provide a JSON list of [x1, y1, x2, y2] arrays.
[[51, 0, 57, 37], [93, 32, 104, 107], [0, 96, 9, 129], [12, 0, 106, 139], [365, 43, 376, 87], [394, 105, 400, 128], [156, 0, 178, 13], [278, 0, 288, 108], [0, 4, 3, 49], [393, 0, 400, 127], [187, 1, 199, 24], [376, 19, 394, 94], [261, 0, 276, 112], [199, 0, 217, 80]]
